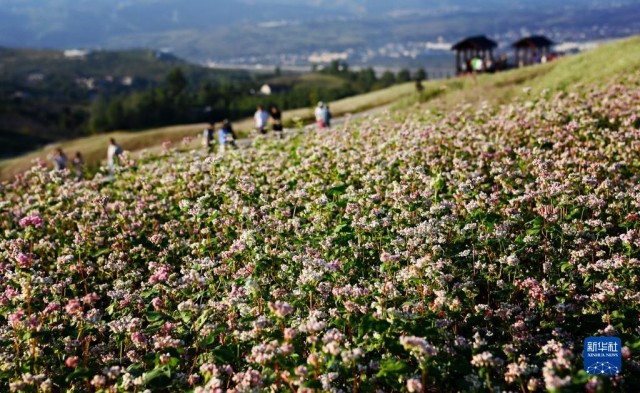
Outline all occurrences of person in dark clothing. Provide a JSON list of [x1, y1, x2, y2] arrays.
[[324, 104, 332, 128], [218, 119, 237, 152], [202, 122, 215, 152], [270, 105, 283, 138], [52, 148, 68, 171], [72, 151, 84, 180], [223, 119, 237, 141]]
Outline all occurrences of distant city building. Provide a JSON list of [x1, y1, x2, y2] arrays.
[[260, 84, 273, 95], [258, 84, 289, 96], [121, 76, 134, 86], [308, 51, 349, 64], [64, 49, 90, 59], [26, 73, 45, 84], [75, 77, 96, 90], [155, 49, 176, 60]]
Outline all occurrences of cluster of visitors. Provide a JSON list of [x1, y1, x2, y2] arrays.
[[202, 104, 287, 153], [255, 105, 284, 137], [460, 55, 508, 75], [50, 138, 122, 180], [51, 100, 333, 175], [51, 148, 85, 180], [202, 120, 238, 153], [314, 101, 332, 130]]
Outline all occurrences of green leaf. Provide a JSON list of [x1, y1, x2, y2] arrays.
[[302, 380, 323, 389], [145, 311, 165, 322], [141, 289, 157, 299], [376, 359, 409, 378], [180, 311, 193, 323], [195, 310, 211, 332], [65, 367, 92, 383], [91, 248, 111, 258], [358, 314, 390, 339], [212, 345, 236, 363], [326, 184, 348, 198], [333, 223, 348, 234], [144, 366, 171, 388], [201, 333, 217, 347], [126, 363, 145, 377]]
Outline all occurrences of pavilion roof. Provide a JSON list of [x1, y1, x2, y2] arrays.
[[451, 35, 497, 51], [512, 35, 554, 48]]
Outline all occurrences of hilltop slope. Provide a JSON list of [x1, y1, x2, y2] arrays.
[[3, 35, 640, 180], [1, 39, 640, 391]]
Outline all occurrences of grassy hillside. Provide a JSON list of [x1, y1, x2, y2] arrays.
[[0, 48, 252, 84], [265, 73, 347, 90], [410, 35, 640, 110], [2, 35, 640, 180], [0, 82, 417, 180], [0, 47, 261, 158], [1, 38, 640, 391]]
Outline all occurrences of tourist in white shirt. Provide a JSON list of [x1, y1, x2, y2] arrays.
[[255, 105, 269, 134], [315, 101, 327, 130], [107, 138, 123, 175]]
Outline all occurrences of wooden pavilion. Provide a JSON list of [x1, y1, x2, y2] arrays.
[[513, 36, 554, 67], [451, 35, 497, 74]]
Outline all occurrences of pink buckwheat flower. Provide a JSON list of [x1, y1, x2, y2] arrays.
[[19, 214, 43, 228], [407, 378, 423, 393], [65, 356, 79, 368]]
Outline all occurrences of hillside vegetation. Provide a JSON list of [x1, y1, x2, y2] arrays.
[[1, 36, 640, 392], [2, 36, 640, 181], [1, 47, 418, 161], [0, 46, 640, 392], [0, 48, 258, 157], [409, 35, 640, 109], [0, 48, 249, 82]]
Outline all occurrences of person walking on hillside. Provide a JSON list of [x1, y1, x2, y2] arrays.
[[72, 151, 84, 180], [315, 101, 327, 130], [107, 138, 123, 176], [270, 105, 283, 138], [255, 105, 269, 135], [223, 119, 238, 142], [52, 148, 68, 171], [218, 120, 237, 153], [202, 122, 215, 152], [324, 104, 332, 128], [471, 56, 483, 79]]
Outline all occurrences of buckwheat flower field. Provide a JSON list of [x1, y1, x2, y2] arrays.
[[1, 76, 640, 392]]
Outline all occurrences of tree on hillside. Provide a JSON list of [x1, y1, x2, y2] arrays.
[[415, 68, 428, 82], [106, 100, 126, 130], [356, 67, 377, 90], [324, 60, 349, 76], [89, 96, 109, 133], [396, 68, 411, 83], [379, 70, 397, 87], [165, 68, 188, 96]]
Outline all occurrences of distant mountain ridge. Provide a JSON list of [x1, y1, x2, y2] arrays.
[[0, 0, 639, 62]]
